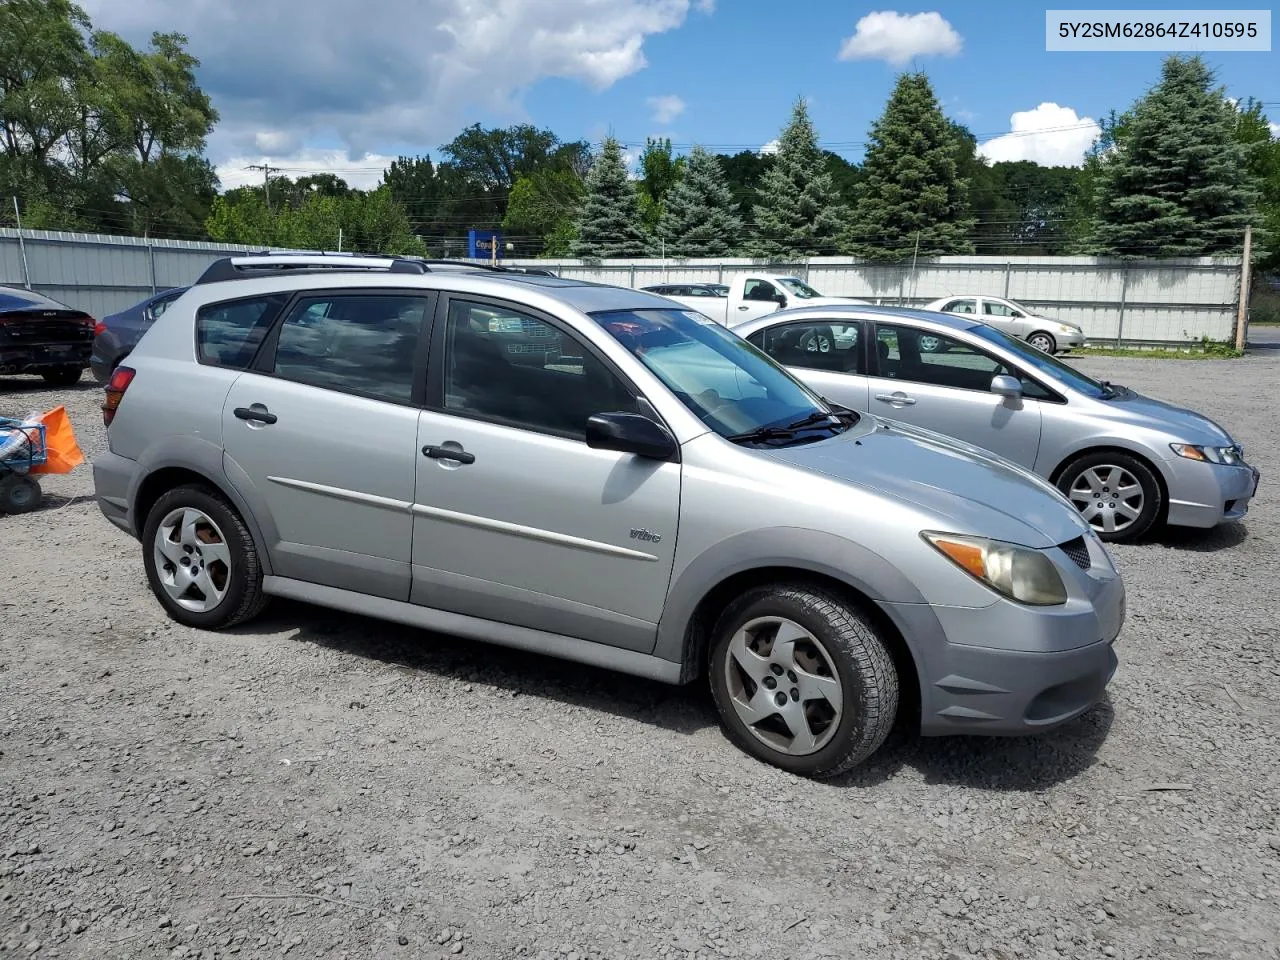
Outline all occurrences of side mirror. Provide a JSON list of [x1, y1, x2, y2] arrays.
[[773, 292, 788, 306], [990, 374, 1023, 399], [586, 412, 677, 460], [1009, 310, 1024, 318]]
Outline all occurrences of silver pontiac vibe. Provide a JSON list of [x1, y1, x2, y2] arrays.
[[93, 254, 1125, 778]]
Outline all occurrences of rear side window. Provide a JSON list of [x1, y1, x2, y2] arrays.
[[196, 294, 290, 369], [271, 294, 429, 404]]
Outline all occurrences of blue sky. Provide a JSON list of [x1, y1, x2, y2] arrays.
[[79, 1, 1278, 189]]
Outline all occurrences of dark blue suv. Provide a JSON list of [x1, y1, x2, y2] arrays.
[[90, 287, 188, 383]]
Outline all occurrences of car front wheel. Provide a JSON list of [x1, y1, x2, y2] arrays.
[[709, 582, 898, 778], [1057, 451, 1162, 542], [141, 484, 269, 629], [1027, 331, 1056, 354]]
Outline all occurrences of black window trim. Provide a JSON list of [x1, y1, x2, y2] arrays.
[[424, 292, 679, 460], [750, 317, 869, 376], [242, 287, 437, 408], [869, 320, 1066, 404]]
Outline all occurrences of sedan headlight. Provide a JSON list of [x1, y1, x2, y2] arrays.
[[1057, 323, 1075, 334], [922, 532, 1068, 605], [1170, 443, 1243, 466]]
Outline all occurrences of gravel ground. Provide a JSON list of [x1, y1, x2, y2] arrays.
[[1, 355, 1278, 960]]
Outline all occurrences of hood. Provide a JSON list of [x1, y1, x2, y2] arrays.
[[1098, 389, 1234, 445], [764, 418, 1088, 548]]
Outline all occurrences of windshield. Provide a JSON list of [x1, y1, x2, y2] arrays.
[[968, 323, 1110, 399], [777, 277, 823, 299], [591, 308, 848, 442]]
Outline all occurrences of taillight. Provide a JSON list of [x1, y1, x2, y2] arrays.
[[93, 320, 107, 336], [102, 365, 136, 427]]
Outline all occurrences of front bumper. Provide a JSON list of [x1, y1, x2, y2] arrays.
[[884, 560, 1125, 736], [1057, 329, 1087, 350], [1163, 455, 1259, 529]]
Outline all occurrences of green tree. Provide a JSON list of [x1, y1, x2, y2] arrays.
[[751, 98, 846, 258], [1233, 96, 1280, 271], [844, 72, 975, 259], [655, 145, 743, 257], [572, 137, 647, 258], [636, 137, 684, 233], [503, 167, 583, 256], [1090, 55, 1258, 257], [716, 150, 773, 215]]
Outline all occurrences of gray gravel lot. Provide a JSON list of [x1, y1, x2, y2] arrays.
[[1, 354, 1278, 960]]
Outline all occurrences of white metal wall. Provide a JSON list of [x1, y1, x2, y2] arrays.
[[0, 230, 1243, 343], [505, 254, 1245, 344]]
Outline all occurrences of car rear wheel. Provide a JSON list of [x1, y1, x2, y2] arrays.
[[41, 365, 83, 387], [1057, 451, 1162, 543], [0, 473, 42, 514], [1027, 331, 1056, 354], [141, 484, 269, 629], [708, 582, 898, 778]]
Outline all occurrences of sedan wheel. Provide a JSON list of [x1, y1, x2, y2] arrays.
[[709, 583, 898, 778], [1027, 331, 1057, 353], [800, 330, 833, 354], [918, 335, 943, 353], [1058, 452, 1162, 542]]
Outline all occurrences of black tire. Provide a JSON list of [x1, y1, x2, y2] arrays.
[[1026, 331, 1056, 354], [1056, 450, 1163, 543], [797, 327, 833, 354], [140, 484, 269, 629], [40, 365, 84, 387], [708, 582, 899, 779], [0, 473, 42, 514]]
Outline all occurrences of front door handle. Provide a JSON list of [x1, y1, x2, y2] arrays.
[[737, 305, 749, 311], [422, 444, 475, 465], [233, 405, 278, 424], [874, 392, 916, 406]]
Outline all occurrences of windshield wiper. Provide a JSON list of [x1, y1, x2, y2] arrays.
[[728, 410, 846, 446]]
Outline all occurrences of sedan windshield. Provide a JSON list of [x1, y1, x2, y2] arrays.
[[777, 278, 823, 299], [968, 323, 1110, 399], [591, 308, 850, 443]]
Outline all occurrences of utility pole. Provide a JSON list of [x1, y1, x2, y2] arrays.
[[245, 163, 280, 209], [1235, 224, 1252, 353], [11, 197, 32, 290]]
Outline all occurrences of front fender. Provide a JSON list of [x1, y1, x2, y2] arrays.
[[653, 525, 927, 671]]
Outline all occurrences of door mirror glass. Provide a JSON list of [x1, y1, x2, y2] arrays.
[[586, 412, 676, 460], [990, 374, 1023, 398]]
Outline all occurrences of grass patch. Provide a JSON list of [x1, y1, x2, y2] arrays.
[[1071, 345, 1243, 360]]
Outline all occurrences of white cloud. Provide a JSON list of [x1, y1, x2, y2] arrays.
[[647, 94, 686, 124], [837, 11, 962, 66], [759, 139, 780, 156], [977, 103, 1102, 167], [79, 0, 700, 163], [694, 0, 715, 11], [1270, 121, 1280, 138], [215, 149, 398, 191]]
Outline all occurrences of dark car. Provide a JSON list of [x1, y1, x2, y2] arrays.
[[90, 286, 188, 383], [0, 285, 97, 387]]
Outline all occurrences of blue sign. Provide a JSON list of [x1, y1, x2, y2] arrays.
[[467, 229, 503, 260]]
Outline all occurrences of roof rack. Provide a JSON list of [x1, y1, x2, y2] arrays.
[[193, 251, 557, 285]]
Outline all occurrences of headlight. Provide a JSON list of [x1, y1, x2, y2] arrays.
[[922, 532, 1068, 605], [1170, 443, 1242, 466]]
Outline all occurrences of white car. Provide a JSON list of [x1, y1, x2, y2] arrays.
[[921, 295, 1086, 355], [643, 274, 867, 327]]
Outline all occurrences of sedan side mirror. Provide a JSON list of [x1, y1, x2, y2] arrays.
[[1009, 310, 1024, 318], [586, 412, 677, 460], [990, 374, 1023, 399], [773, 292, 788, 306]]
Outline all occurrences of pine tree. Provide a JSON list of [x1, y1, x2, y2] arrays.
[[1091, 55, 1257, 258], [844, 72, 975, 260], [654, 146, 744, 257], [571, 137, 648, 258], [751, 99, 846, 258]]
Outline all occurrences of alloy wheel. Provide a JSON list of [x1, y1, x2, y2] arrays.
[[1068, 465, 1144, 535], [152, 507, 233, 613], [722, 616, 843, 756]]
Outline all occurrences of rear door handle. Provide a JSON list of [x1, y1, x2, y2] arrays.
[[422, 444, 475, 465], [233, 405, 278, 424], [874, 393, 916, 406]]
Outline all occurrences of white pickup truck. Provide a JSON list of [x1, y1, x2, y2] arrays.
[[640, 274, 868, 327]]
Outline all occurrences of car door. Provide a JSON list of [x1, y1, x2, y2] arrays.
[[746, 318, 870, 412], [410, 295, 681, 654], [978, 298, 1023, 336], [867, 321, 1044, 468], [220, 289, 433, 602], [733, 278, 784, 325]]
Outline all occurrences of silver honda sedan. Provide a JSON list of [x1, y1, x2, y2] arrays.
[[732, 305, 1260, 543]]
